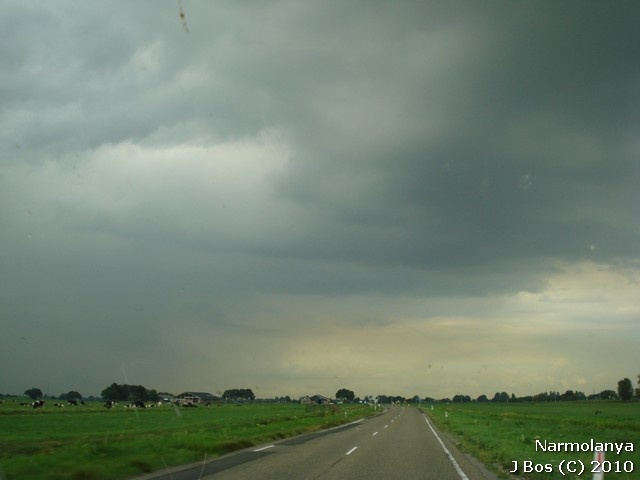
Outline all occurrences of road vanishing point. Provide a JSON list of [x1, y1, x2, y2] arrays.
[[137, 407, 498, 480]]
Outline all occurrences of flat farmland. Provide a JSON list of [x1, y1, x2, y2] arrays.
[[426, 401, 640, 479], [0, 400, 378, 480]]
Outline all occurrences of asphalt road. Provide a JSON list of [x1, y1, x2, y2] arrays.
[[141, 407, 498, 480]]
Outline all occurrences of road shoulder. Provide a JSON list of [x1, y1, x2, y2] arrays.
[[420, 409, 500, 480]]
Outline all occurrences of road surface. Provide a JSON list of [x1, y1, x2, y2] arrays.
[[140, 407, 498, 480]]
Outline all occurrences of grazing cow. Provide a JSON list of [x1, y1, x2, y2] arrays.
[[104, 400, 115, 409], [67, 399, 78, 406], [32, 400, 45, 408]]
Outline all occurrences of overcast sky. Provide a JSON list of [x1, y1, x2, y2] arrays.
[[1, 1, 639, 400]]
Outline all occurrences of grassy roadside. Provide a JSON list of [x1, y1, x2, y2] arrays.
[[0, 400, 379, 480], [425, 401, 640, 480]]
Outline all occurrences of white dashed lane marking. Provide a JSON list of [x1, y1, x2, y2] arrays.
[[253, 445, 274, 452]]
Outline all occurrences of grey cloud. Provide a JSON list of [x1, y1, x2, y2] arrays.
[[1, 0, 639, 398]]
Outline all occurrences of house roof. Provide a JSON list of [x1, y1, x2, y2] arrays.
[[310, 394, 331, 401], [175, 391, 219, 399]]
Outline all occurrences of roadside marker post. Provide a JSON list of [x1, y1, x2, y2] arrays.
[[592, 449, 604, 480]]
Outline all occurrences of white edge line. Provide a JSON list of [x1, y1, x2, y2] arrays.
[[422, 414, 469, 480], [253, 444, 275, 452], [345, 446, 358, 455]]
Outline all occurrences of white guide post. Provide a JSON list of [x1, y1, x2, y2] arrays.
[[592, 449, 604, 480]]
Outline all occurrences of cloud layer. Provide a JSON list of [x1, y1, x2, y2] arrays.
[[1, 1, 639, 399]]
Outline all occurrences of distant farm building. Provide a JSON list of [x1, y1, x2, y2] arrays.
[[311, 394, 332, 404], [173, 392, 219, 404], [299, 394, 332, 405]]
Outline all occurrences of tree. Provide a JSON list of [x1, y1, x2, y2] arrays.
[[100, 383, 157, 401], [222, 389, 255, 402], [335, 388, 355, 403], [452, 394, 471, 403], [101, 382, 124, 400], [560, 390, 579, 401], [63, 390, 82, 400], [24, 388, 43, 400], [492, 392, 509, 403], [636, 374, 640, 399], [599, 390, 619, 400], [618, 378, 633, 401]]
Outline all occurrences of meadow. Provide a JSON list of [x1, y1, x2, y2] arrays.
[[426, 401, 640, 480], [0, 399, 378, 480], [3, 399, 637, 480]]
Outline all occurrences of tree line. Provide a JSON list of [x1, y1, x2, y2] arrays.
[[22, 388, 85, 400], [221, 389, 255, 402], [10, 374, 640, 403], [100, 383, 159, 402], [336, 376, 640, 405], [426, 376, 640, 404]]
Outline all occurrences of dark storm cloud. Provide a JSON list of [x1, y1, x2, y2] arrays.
[[1, 0, 639, 398], [266, 2, 640, 275]]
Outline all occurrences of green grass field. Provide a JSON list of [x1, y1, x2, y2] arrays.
[[426, 401, 640, 479], [3, 399, 638, 480], [0, 400, 379, 480]]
